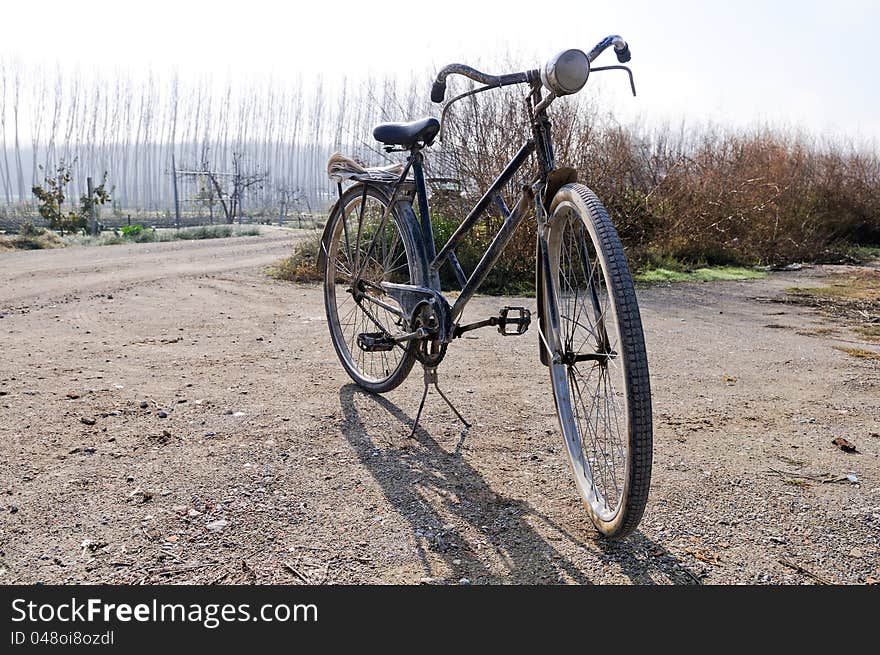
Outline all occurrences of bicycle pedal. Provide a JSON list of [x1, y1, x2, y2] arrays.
[[356, 332, 395, 352], [498, 306, 531, 336]]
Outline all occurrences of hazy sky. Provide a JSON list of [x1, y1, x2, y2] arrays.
[[2, 0, 878, 141]]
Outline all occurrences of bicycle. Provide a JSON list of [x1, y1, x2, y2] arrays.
[[319, 35, 652, 539]]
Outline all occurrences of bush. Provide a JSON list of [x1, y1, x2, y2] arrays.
[[268, 235, 323, 283], [18, 220, 44, 237], [118, 224, 156, 243], [432, 89, 880, 289], [0, 230, 65, 250]]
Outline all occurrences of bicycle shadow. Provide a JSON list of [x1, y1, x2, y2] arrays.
[[338, 383, 699, 585]]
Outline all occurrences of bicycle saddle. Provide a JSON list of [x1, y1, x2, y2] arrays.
[[373, 117, 440, 147]]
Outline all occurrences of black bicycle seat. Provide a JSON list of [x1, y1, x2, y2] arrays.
[[373, 117, 440, 147]]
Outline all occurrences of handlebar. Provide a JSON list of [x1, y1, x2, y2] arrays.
[[431, 65, 535, 103], [586, 34, 631, 63], [430, 34, 631, 103]]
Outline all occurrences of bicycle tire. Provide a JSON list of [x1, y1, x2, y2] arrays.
[[541, 182, 653, 538], [322, 184, 418, 393]]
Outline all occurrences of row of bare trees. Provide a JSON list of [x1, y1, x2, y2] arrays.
[[0, 57, 429, 216]]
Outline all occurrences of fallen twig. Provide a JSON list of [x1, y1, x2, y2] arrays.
[[210, 572, 229, 585], [767, 468, 851, 484], [283, 561, 311, 584], [779, 558, 837, 585]]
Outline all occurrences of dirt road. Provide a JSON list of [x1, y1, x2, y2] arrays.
[[1, 233, 878, 584]]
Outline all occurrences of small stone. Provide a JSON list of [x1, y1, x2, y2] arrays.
[[80, 417, 96, 426], [458, 577, 471, 585], [157, 411, 168, 419], [165, 535, 179, 543], [139, 401, 149, 409], [204, 432, 216, 438], [130, 488, 153, 503], [125, 475, 135, 483], [66, 392, 80, 399], [206, 519, 228, 533], [9, 505, 19, 514], [256, 336, 264, 341]]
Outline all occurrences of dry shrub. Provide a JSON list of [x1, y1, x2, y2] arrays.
[[0, 230, 65, 250], [428, 86, 880, 289], [269, 235, 323, 283]]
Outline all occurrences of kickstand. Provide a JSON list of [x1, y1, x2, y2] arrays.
[[409, 366, 471, 438]]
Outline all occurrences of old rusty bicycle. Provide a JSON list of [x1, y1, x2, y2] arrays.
[[320, 35, 652, 538]]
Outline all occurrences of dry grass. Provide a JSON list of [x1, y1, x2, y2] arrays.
[[786, 270, 880, 303], [833, 345, 880, 360], [855, 325, 880, 342], [796, 326, 839, 337], [784, 268, 880, 346], [0, 231, 66, 250]]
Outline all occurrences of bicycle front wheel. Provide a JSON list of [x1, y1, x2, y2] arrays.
[[322, 184, 417, 393], [542, 183, 653, 539]]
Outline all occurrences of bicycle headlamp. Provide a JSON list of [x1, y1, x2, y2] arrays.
[[541, 49, 590, 96]]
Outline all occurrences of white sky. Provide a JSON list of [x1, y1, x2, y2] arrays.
[[2, 0, 878, 142]]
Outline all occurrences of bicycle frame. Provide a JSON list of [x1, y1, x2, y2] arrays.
[[347, 80, 559, 335]]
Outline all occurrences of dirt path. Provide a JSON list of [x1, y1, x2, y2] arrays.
[[1, 237, 878, 585]]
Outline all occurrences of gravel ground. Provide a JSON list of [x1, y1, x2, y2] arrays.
[[1, 234, 878, 585]]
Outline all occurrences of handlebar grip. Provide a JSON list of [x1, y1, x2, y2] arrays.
[[431, 80, 447, 103], [615, 43, 631, 63]]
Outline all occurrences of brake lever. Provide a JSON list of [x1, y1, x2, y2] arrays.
[[590, 65, 637, 97]]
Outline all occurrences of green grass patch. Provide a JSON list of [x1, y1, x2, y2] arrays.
[[635, 266, 767, 284], [850, 245, 880, 262]]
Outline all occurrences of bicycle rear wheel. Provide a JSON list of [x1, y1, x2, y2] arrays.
[[541, 183, 652, 539], [322, 185, 417, 393]]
